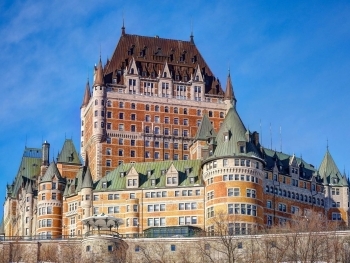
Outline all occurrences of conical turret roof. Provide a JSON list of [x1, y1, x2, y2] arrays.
[[94, 57, 104, 87], [81, 79, 91, 108], [194, 114, 216, 141], [41, 161, 64, 183], [82, 166, 93, 189], [224, 72, 235, 103], [213, 106, 261, 158], [319, 149, 344, 186]]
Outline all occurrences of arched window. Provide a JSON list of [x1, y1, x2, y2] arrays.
[[155, 105, 159, 112], [165, 106, 169, 113], [119, 102, 124, 108], [145, 104, 150, 111], [163, 72, 167, 78], [197, 110, 201, 116], [130, 68, 134, 74], [183, 108, 188, 114], [101, 99, 105, 106], [266, 186, 269, 192], [107, 100, 112, 107], [95, 99, 98, 105], [174, 107, 178, 114]]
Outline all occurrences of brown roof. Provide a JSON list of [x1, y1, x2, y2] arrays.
[[103, 33, 224, 96]]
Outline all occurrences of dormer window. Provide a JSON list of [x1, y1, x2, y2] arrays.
[[120, 172, 125, 177], [333, 178, 338, 184], [102, 182, 107, 189], [240, 146, 245, 153], [163, 72, 167, 78], [147, 170, 152, 177], [224, 134, 229, 142], [151, 179, 156, 186]]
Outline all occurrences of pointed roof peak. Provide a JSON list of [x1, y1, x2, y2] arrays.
[[224, 71, 236, 105], [57, 139, 81, 165], [81, 79, 91, 108], [41, 161, 64, 183], [194, 114, 216, 141], [82, 166, 93, 189], [94, 57, 104, 87]]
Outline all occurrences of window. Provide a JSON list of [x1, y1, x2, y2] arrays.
[[332, 213, 341, 220], [118, 124, 124, 131], [246, 189, 256, 198], [106, 160, 111, 167], [267, 200, 272, 208], [130, 193, 136, 199], [131, 125, 136, 132], [207, 207, 214, 218], [171, 244, 176, 252], [52, 193, 57, 200]]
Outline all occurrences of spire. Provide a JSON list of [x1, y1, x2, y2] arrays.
[[94, 57, 104, 87], [190, 19, 194, 44], [194, 114, 216, 141], [224, 70, 236, 106], [121, 16, 125, 36], [81, 78, 91, 108], [82, 166, 93, 189], [319, 148, 343, 185]]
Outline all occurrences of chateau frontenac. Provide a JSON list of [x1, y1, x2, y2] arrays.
[[2, 25, 348, 239]]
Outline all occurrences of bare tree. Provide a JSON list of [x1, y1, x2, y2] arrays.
[[39, 242, 59, 262], [196, 212, 245, 263]]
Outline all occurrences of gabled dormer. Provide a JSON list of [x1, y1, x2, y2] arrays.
[[127, 57, 138, 75], [193, 64, 203, 82], [166, 163, 178, 186], [126, 166, 139, 188], [161, 61, 171, 79], [289, 154, 299, 176]]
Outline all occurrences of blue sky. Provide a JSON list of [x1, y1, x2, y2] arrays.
[[1, 0, 350, 219]]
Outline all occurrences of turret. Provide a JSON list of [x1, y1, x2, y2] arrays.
[[224, 71, 236, 109], [92, 57, 106, 144], [81, 166, 93, 234], [41, 141, 50, 176], [24, 182, 34, 236], [37, 162, 65, 238]]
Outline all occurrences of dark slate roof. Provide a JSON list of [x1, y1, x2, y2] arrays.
[[263, 148, 317, 180], [103, 33, 224, 96], [94, 160, 202, 191], [41, 162, 65, 183], [319, 149, 345, 186], [213, 106, 261, 159], [57, 139, 81, 165], [193, 114, 216, 141]]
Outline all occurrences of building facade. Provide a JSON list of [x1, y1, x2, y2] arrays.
[[2, 26, 349, 239]]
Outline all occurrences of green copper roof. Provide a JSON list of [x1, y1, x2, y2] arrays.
[[10, 147, 42, 198], [213, 106, 261, 158], [41, 162, 65, 183], [194, 114, 216, 141], [319, 149, 344, 186], [94, 160, 202, 191], [57, 139, 81, 165], [82, 166, 93, 189]]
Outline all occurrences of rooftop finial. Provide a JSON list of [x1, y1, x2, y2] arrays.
[[326, 138, 329, 151], [121, 12, 125, 36], [190, 19, 194, 44]]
